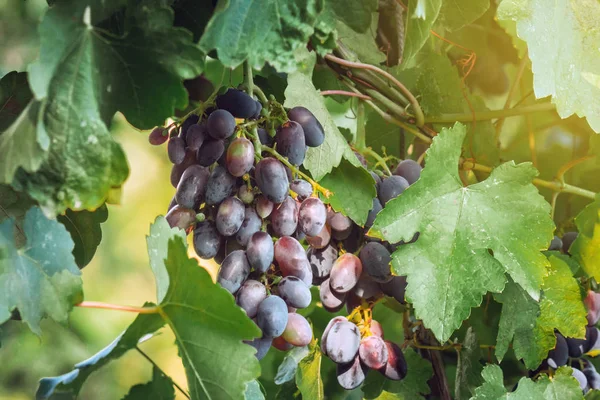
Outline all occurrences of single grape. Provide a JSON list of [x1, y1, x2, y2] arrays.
[[324, 320, 361, 363], [394, 159, 422, 185], [547, 332, 569, 369], [330, 253, 363, 293], [328, 211, 353, 241], [149, 127, 168, 145], [345, 291, 362, 314], [257, 127, 274, 147], [275, 121, 306, 166], [167, 196, 177, 212], [370, 171, 382, 184], [205, 165, 237, 205], [272, 336, 294, 352], [290, 179, 313, 201], [281, 313, 312, 346], [287, 106, 325, 147], [252, 101, 262, 119], [321, 316, 346, 354], [370, 320, 384, 338], [197, 138, 225, 166], [245, 335, 273, 360], [378, 175, 410, 205], [562, 231, 579, 254], [293, 226, 306, 242], [583, 362, 600, 390], [186, 124, 206, 151], [207, 109, 236, 140], [353, 274, 383, 299], [175, 165, 210, 210], [366, 198, 383, 228], [341, 224, 362, 253], [166, 205, 196, 232], [193, 220, 223, 259], [319, 278, 346, 312], [216, 197, 245, 236], [359, 336, 388, 369], [170, 149, 197, 187], [257, 295, 289, 338], [236, 207, 262, 246], [226, 137, 254, 177], [277, 276, 312, 309], [548, 235, 563, 251], [179, 114, 200, 143], [236, 280, 267, 318], [572, 368, 590, 392], [217, 250, 251, 294], [585, 290, 600, 326], [168, 136, 186, 165], [274, 236, 313, 286], [238, 185, 254, 205], [567, 326, 597, 357], [255, 158, 290, 204], [380, 341, 407, 380], [359, 242, 392, 283], [306, 224, 332, 250], [337, 356, 368, 390], [380, 276, 407, 303], [588, 327, 600, 354], [308, 244, 338, 285], [183, 76, 212, 103], [216, 89, 257, 119], [255, 195, 274, 219], [271, 196, 299, 237], [246, 232, 274, 273], [298, 197, 327, 236]]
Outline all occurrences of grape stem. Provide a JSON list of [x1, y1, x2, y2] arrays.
[[244, 60, 254, 103], [362, 147, 392, 176], [75, 301, 159, 314], [135, 347, 191, 399], [320, 90, 372, 100]]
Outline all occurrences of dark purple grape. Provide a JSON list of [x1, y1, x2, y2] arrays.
[[247, 232, 274, 273], [562, 231, 579, 254], [275, 121, 306, 166], [345, 291, 362, 314], [197, 139, 225, 166], [274, 236, 313, 285], [175, 165, 210, 210], [337, 356, 368, 390], [360, 242, 392, 283], [217, 250, 250, 294], [271, 196, 298, 237], [288, 106, 325, 147], [306, 224, 332, 250], [584, 362, 600, 390], [378, 175, 410, 205], [380, 341, 407, 380], [298, 198, 327, 236], [290, 179, 312, 201], [320, 278, 346, 312], [324, 320, 361, 363], [236, 280, 267, 318], [272, 336, 294, 352], [328, 211, 353, 240], [149, 127, 168, 145], [308, 244, 338, 285], [572, 368, 589, 391], [206, 165, 237, 205], [165, 205, 196, 231], [257, 295, 289, 338], [216, 89, 257, 119], [547, 332, 569, 368], [245, 336, 272, 360], [168, 196, 177, 212], [394, 159, 422, 185], [567, 326, 597, 357], [170, 149, 197, 187], [282, 313, 312, 346], [226, 137, 254, 177], [255, 195, 274, 219], [381, 276, 407, 303], [252, 101, 262, 119], [370, 171, 382, 184], [548, 235, 563, 251], [238, 185, 254, 204], [353, 274, 382, 299], [236, 207, 262, 246], [359, 336, 388, 369], [330, 253, 363, 293], [293, 226, 306, 242], [185, 124, 206, 151], [179, 114, 200, 142], [321, 316, 346, 354], [366, 198, 383, 228], [216, 197, 245, 236], [258, 127, 273, 146], [207, 109, 236, 140], [168, 136, 186, 164], [193, 220, 223, 259], [277, 276, 311, 309], [255, 158, 290, 204]]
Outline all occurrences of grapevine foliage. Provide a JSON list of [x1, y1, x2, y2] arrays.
[[1, 0, 600, 399]]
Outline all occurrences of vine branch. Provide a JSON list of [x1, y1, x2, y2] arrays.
[[320, 90, 372, 100], [75, 301, 159, 314]]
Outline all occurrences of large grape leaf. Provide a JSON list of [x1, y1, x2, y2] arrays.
[[121, 367, 175, 400], [471, 364, 583, 400], [36, 310, 164, 399], [158, 237, 261, 400], [336, 15, 387, 65], [497, 0, 600, 133], [295, 340, 324, 400], [571, 197, 600, 280], [199, 0, 323, 72], [401, 0, 442, 68], [437, 0, 490, 32], [369, 123, 555, 341], [494, 256, 586, 370], [0, 207, 83, 335], [58, 205, 109, 269]]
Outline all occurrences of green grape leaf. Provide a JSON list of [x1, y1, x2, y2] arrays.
[[495, 256, 587, 370], [362, 348, 433, 399], [571, 197, 600, 280], [57, 205, 109, 269], [284, 49, 359, 181], [36, 310, 164, 399], [199, 0, 323, 72], [121, 366, 175, 400], [171, 0, 215, 42], [146, 216, 187, 303], [245, 380, 265, 400], [319, 159, 377, 226], [337, 15, 387, 65], [402, 0, 442, 68], [497, 0, 600, 133], [295, 339, 324, 400], [0, 207, 83, 335], [275, 345, 310, 385], [437, 0, 490, 32], [369, 123, 555, 342], [327, 0, 378, 33], [157, 237, 261, 400], [455, 327, 483, 400], [0, 71, 33, 130]]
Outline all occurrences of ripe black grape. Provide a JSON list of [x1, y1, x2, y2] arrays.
[[236, 280, 267, 318], [308, 244, 338, 284], [175, 165, 210, 210], [235, 207, 261, 246], [330, 253, 363, 293], [207, 109, 236, 140], [168, 136, 186, 165], [378, 175, 410, 205], [320, 278, 346, 312], [255, 158, 289, 204], [246, 232, 274, 273], [394, 159, 422, 185], [380, 341, 407, 380], [193, 220, 223, 259], [257, 127, 273, 146], [281, 313, 312, 346], [274, 236, 313, 285], [226, 137, 254, 177], [245, 336, 272, 360], [216, 89, 257, 119], [271, 196, 299, 237], [252, 101, 262, 119], [366, 198, 383, 228], [359, 336, 388, 369], [562, 231, 579, 254], [255, 195, 274, 219], [149, 127, 168, 145], [257, 295, 289, 338], [166, 205, 196, 232], [170, 149, 197, 187], [353, 274, 382, 299], [277, 276, 312, 309], [179, 114, 200, 143], [186, 124, 206, 151], [275, 121, 306, 166], [324, 320, 361, 363], [359, 242, 392, 283], [216, 197, 245, 236], [567, 326, 597, 357], [290, 179, 313, 201], [572, 368, 590, 392], [298, 197, 327, 236], [205, 165, 237, 205], [306, 224, 332, 250], [548, 235, 563, 251], [288, 106, 325, 147], [217, 250, 251, 294], [321, 316, 346, 354], [328, 211, 353, 241], [547, 332, 569, 368], [197, 138, 225, 166], [337, 356, 368, 390], [380, 276, 407, 304]]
